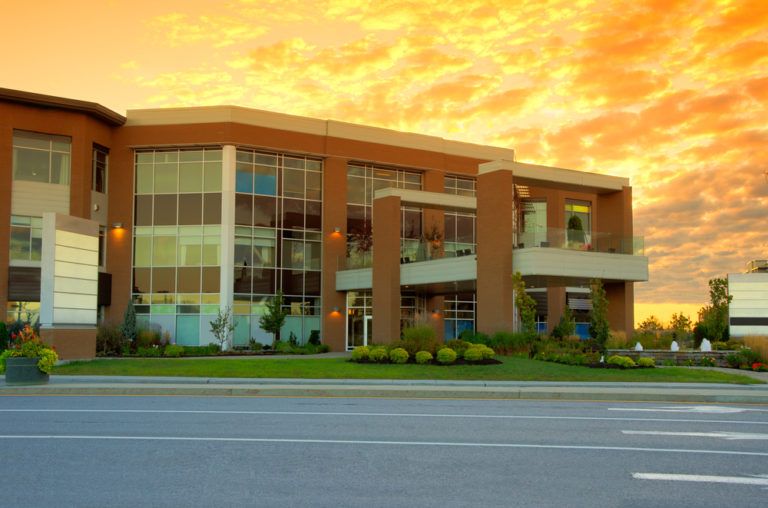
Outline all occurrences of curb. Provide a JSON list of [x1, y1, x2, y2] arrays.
[[3, 382, 768, 404]]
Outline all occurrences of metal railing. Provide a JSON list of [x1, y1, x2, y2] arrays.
[[514, 228, 644, 255]]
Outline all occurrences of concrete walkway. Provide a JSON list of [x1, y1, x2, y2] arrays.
[[3, 374, 768, 404]]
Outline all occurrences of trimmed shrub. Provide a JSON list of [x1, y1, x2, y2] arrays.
[[389, 347, 409, 364], [137, 328, 162, 348], [308, 329, 321, 346], [248, 338, 263, 351], [488, 331, 536, 355], [415, 351, 433, 365], [181, 344, 221, 356], [607, 355, 636, 368], [437, 347, 457, 365], [478, 344, 496, 360], [463, 347, 483, 362], [136, 346, 162, 357], [164, 344, 184, 358], [637, 357, 655, 368], [369, 346, 389, 363], [445, 339, 472, 358]]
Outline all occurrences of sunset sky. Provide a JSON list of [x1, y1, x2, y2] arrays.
[[2, 0, 766, 326]]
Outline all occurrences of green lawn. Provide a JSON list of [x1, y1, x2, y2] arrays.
[[53, 356, 762, 384]]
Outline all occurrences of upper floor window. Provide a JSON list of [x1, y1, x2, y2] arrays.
[[10, 215, 42, 262], [93, 145, 109, 193], [12, 130, 71, 185], [565, 200, 591, 244], [444, 175, 476, 197]]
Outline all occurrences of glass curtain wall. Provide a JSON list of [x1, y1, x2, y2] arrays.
[[133, 148, 223, 345], [233, 149, 323, 346], [521, 200, 547, 247], [444, 294, 476, 340], [346, 164, 422, 267]]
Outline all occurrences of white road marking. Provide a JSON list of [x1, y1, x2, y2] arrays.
[[633, 473, 768, 486], [623, 430, 768, 440], [609, 406, 768, 414], [0, 435, 768, 456], [1, 408, 767, 425]]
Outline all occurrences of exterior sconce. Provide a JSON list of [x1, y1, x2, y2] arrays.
[[432, 308, 440, 315], [332, 306, 340, 313], [333, 226, 341, 234], [111, 222, 123, 229]]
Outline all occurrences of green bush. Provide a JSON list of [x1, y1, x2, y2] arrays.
[[637, 357, 656, 368], [136, 346, 162, 357], [308, 330, 321, 346], [415, 351, 433, 365], [478, 344, 496, 360], [437, 347, 457, 365], [698, 356, 717, 367], [460, 330, 490, 345], [369, 346, 389, 363], [710, 341, 729, 351], [136, 328, 162, 348], [96, 325, 127, 357], [444, 339, 472, 358], [164, 344, 184, 358], [275, 340, 295, 353], [662, 359, 676, 367], [400, 326, 439, 355], [463, 347, 483, 362], [182, 344, 220, 356], [389, 347, 409, 364], [607, 355, 636, 368], [248, 338, 263, 351]]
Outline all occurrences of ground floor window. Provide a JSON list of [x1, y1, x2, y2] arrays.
[[443, 294, 475, 340], [6, 301, 40, 324]]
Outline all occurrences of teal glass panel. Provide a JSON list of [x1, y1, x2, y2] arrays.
[[176, 315, 200, 346]]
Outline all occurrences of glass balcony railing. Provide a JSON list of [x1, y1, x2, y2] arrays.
[[514, 228, 644, 255]]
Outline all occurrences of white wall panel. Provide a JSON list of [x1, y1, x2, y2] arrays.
[[12, 181, 70, 216], [55, 245, 99, 265], [54, 261, 98, 280], [53, 308, 98, 325], [56, 230, 98, 251], [53, 293, 98, 310]]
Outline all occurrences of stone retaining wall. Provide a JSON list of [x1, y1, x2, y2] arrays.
[[607, 349, 734, 367]]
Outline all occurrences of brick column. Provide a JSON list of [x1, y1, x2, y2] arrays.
[[321, 157, 349, 351], [606, 281, 633, 338], [476, 161, 515, 334], [372, 195, 401, 344], [547, 287, 566, 334]]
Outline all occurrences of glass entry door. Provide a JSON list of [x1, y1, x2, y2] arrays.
[[363, 315, 373, 346]]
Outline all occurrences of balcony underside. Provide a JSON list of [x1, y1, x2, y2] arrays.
[[336, 248, 648, 293]]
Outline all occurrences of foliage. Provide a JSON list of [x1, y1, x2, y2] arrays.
[[512, 272, 536, 335], [137, 328, 162, 349], [698, 356, 717, 367], [96, 325, 127, 357], [637, 357, 656, 368], [275, 340, 295, 353], [248, 339, 263, 351], [605, 330, 630, 349], [436, 347, 457, 364], [136, 346, 162, 357], [368, 346, 388, 363], [444, 339, 472, 358], [389, 347, 409, 364], [0, 321, 8, 352], [210, 306, 236, 350], [163, 344, 184, 358], [637, 315, 664, 334], [567, 214, 583, 231], [589, 279, 611, 351], [463, 347, 483, 362], [415, 351, 433, 365], [551, 305, 576, 340], [606, 355, 636, 368], [351, 346, 370, 362], [0, 324, 59, 374], [478, 345, 496, 360], [179, 344, 221, 356], [400, 325, 439, 355], [697, 277, 732, 342], [742, 336, 768, 362], [121, 301, 137, 342], [259, 291, 288, 347], [489, 331, 536, 355], [725, 348, 762, 369], [669, 312, 693, 346], [308, 330, 321, 346]]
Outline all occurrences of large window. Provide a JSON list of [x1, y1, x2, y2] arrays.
[[92, 145, 109, 193], [9, 215, 42, 262], [521, 200, 547, 247], [233, 149, 323, 346], [444, 176, 476, 257], [12, 130, 71, 184], [346, 164, 422, 265], [444, 175, 476, 197], [565, 200, 591, 246], [132, 148, 223, 345]]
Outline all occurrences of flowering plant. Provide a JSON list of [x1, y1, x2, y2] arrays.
[[752, 362, 767, 372], [0, 325, 58, 374]]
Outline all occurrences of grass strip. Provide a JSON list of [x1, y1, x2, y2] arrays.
[[53, 356, 762, 384]]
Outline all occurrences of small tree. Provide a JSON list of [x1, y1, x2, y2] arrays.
[[552, 304, 576, 339], [669, 312, 693, 346], [589, 278, 610, 351], [210, 306, 235, 351], [637, 315, 664, 335], [696, 277, 731, 342], [121, 301, 137, 342], [259, 291, 288, 349], [512, 272, 537, 335]]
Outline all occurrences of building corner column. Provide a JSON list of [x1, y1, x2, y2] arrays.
[[219, 145, 236, 349], [476, 160, 516, 334], [321, 157, 349, 351], [372, 194, 401, 344]]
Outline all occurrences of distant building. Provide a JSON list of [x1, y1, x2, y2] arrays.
[[728, 260, 768, 337]]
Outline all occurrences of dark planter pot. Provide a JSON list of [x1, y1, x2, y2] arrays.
[[4, 357, 49, 385]]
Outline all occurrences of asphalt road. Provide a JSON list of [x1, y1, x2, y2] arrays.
[[1, 395, 767, 507]]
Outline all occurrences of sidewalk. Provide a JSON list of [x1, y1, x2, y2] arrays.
[[3, 374, 768, 404]]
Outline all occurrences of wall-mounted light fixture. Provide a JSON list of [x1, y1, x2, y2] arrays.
[[332, 306, 340, 313], [432, 308, 440, 315], [333, 226, 341, 234], [111, 222, 123, 229]]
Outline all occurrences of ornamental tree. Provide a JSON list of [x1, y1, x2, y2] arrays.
[[259, 291, 288, 349]]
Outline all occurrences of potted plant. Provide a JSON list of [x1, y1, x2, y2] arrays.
[[0, 324, 58, 385], [567, 215, 585, 245], [423, 222, 443, 260]]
